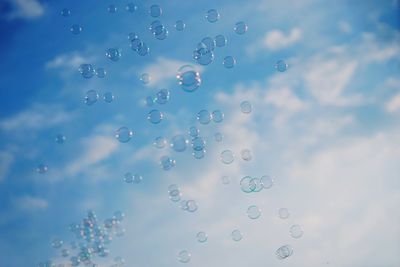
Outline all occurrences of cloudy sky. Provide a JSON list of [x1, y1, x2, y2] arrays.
[[0, 0, 399, 266]]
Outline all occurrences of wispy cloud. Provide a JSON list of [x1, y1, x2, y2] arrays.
[[14, 195, 48, 210], [6, 0, 44, 20], [0, 150, 14, 182], [385, 93, 400, 113]]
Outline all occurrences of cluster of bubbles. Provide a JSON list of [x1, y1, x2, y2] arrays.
[[128, 32, 150, 56], [160, 155, 176, 170], [168, 184, 198, 213], [84, 90, 114, 105], [239, 175, 273, 193], [78, 64, 107, 79], [197, 109, 224, 124], [106, 48, 122, 61], [145, 88, 170, 107], [123, 172, 142, 184]]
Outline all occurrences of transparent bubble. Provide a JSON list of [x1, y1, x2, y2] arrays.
[[149, 20, 163, 35], [137, 42, 150, 56], [103, 92, 114, 103], [212, 110, 224, 123], [108, 5, 117, 13], [70, 256, 80, 266], [289, 224, 303, 239], [168, 184, 180, 192], [52, 238, 63, 249], [55, 134, 66, 144], [126, 3, 138, 12], [191, 137, 206, 151], [155, 89, 170, 104], [106, 48, 121, 61], [160, 155, 176, 171], [180, 200, 188, 210], [155, 27, 169, 40], [61, 248, 69, 257], [220, 150, 234, 164], [196, 231, 208, 243], [223, 56, 236, 69], [234, 21, 248, 35], [124, 172, 142, 184], [115, 127, 133, 143], [146, 96, 155, 107], [247, 205, 261, 219], [215, 34, 227, 47], [240, 101, 252, 114], [147, 109, 163, 124], [170, 135, 188, 152], [149, 4, 162, 17], [96, 68, 106, 78], [175, 20, 185, 31], [206, 9, 219, 23], [188, 126, 199, 138], [153, 136, 167, 149], [240, 149, 252, 161], [278, 208, 290, 219], [240, 176, 256, 193], [169, 190, 181, 202], [193, 149, 206, 159], [130, 36, 142, 51], [275, 60, 288, 72], [197, 110, 211, 124], [260, 175, 274, 189], [177, 65, 201, 92], [84, 90, 99, 106], [70, 24, 82, 35], [214, 132, 223, 142], [193, 48, 214, 65], [140, 73, 151, 84], [221, 175, 230, 185], [276, 245, 293, 259], [186, 200, 198, 212], [198, 37, 215, 51], [60, 8, 71, 17], [231, 229, 243, 241], [79, 64, 95, 79], [178, 250, 191, 263]]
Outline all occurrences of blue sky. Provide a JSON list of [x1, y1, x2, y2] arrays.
[[0, 0, 399, 266]]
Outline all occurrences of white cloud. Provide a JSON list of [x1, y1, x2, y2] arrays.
[[263, 27, 303, 50], [385, 93, 400, 113], [338, 21, 352, 33], [14, 196, 48, 210], [0, 150, 14, 182], [7, 0, 44, 20], [45, 52, 89, 71]]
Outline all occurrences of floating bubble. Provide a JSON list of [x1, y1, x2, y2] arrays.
[[206, 9, 219, 23], [180, 200, 188, 210], [278, 208, 290, 219], [70, 24, 82, 35], [149, 4, 162, 17], [108, 4, 117, 13], [186, 200, 198, 212], [177, 65, 201, 92], [169, 190, 181, 202], [147, 109, 163, 124], [140, 73, 151, 84], [168, 184, 180, 192], [214, 132, 223, 142], [191, 137, 206, 151], [221, 175, 230, 185], [114, 211, 125, 221], [240, 101, 252, 114], [95, 67, 106, 78], [160, 155, 176, 171], [155, 26, 169, 40], [178, 250, 191, 263], [61, 248, 70, 257], [223, 56, 236, 69], [126, 3, 138, 12], [137, 42, 150, 56], [260, 175, 274, 189], [188, 126, 199, 138], [146, 96, 155, 107], [289, 224, 303, 239], [175, 20, 185, 31], [193, 48, 214, 65], [79, 64, 95, 79], [106, 48, 121, 61], [275, 60, 288, 72], [130, 36, 142, 51], [240, 176, 256, 193], [115, 127, 133, 143], [149, 20, 164, 35], [215, 34, 227, 47], [197, 110, 211, 124], [212, 110, 224, 123], [247, 205, 261, 219], [196, 231, 208, 243], [231, 229, 243, 241], [51, 238, 63, 249], [170, 135, 188, 152], [103, 92, 114, 103], [84, 90, 99, 106], [155, 89, 170, 104], [199, 37, 215, 51], [192, 149, 206, 159], [220, 150, 234, 164], [60, 8, 71, 17], [124, 172, 142, 184], [234, 21, 248, 35], [276, 245, 293, 259], [153, 136, 167, 149], [70, 256, 80, 266], [55, 134, 66, 144], [240, 149, 252, 161], [250, 177, 263, 192]]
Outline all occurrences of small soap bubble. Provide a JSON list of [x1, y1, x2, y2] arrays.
[[260, 175, 274, 189], [140, 73, 151, 84], [193, 48, 214, 65], [240, 101, 252, 114], [51, 238, 63, 249], [55, 134, 66, 144], [186, 200, 198, 212], [180, 200, 188, 210], [178, 250, 191, 263], [212, 110, 224, 123], [155, 27, 169, 40], [60, 8, 71, 17], [177, 65, 201, 92], [160, 155, 176, 171], [192, 149, 206, 159], [84, 90, 99, 106], [106, 48, 121, 61], [103, 92, 114, 103], [126, 3, 138, 12], [278, 208, 290, 219], [115, 127, 133, 143], [153, 136, 167, 149], [275, 60, 288, 72], [231, 229, 243, 241], [70, 256, 80, 266], [95, 67, 106, 78], [214, 132, 223, 142], [147, 109, 163, 124], [170, 135, 188, 152], [175, 20, 185, 31], [70, 24, 82, 35], [108, 5, 117, 13], [223, 56, 236, 69], [206, 9, 219, 23], [240, 176, 256, 193], [124, 172, 142, 184], [137, 42, 150, 56], [149, 4, 162, 17], [191, 137, 206, 151], [130, 36, 142, 51], [61, 248, 69, 257], [196, 231, 208, 243], [234, 21, 248, 35], [188, 126, 199, 138], [250, 177, 263, 192], [215, 34, 227, 47], [197, 109, 211, 124], [155, 89, 170, 104], [220, 149, 234, 164], [276, 245, 293, 259], [146, 96, 155, 107], [79, 64, 95, 79], [221, 175, 230, 185], [240, 149, 252, 161], [289, 224, 303, 239], [247, 205, 261, 219], [149, 20, 163, 35], [169, 190, 181, 202], [199, 37, 216, 51]]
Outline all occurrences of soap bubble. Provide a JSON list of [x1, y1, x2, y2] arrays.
[[278, 208, 290, 219], [186, 200, 198, 212], [240, 176, 256, 193], [214, 132, 223, 142], [197, 110, 211, 124], [180, 200, 188, 210], [70, 24, 82, 35], [188, 126, 199, 138], [170, 135, 188, 152], [95, 68, 106, 78], [84, 90, 99, 106], [192, 149, 206, 159], [130, 36, 142, 51], [196, 231, 208, 243], [108, 5, 117, 13], [175, 20, 185, 31], [147, 109, 163, 124], [137, 42, 150, 56], [231, 229, 243, 241], [160, 155, 176, 171], [55, 134, 66, 144], [199, 37, 215, 51], [240, 101, 252, 114], [275, 60, 288, 72], [106, 48, 121, 61], [223, 56, 236, 69], [193, 48, 214, 65], [240, 149, 252, 161], [221, 175, 230, 185], [234, 21, 248, 35], [206, 9, 219, 23], [60, 8, 71, 17], [169, 189, 181, 202], [115, 127, 133, 143], [178, 250, 191, 263], [61, 248, 69, 257], [154, 26, 169, 40], [79, 64, 95, 79], [191, 137, 206, 151], [220, 150, 234, 164], [140, 73, 151, 84], [103, 92, 114, 103], [212, 110, 224, 123], [289, 224, 303, 239], [247, 205, 261, 219], [70, 256, 80, 266], [177, 65, 201, 92], [149, 4, 162, 17], [215, 34, 227, 47], [260, 175, 274, 189], [124, 172, 142, 184], [126, 3, 138, 12], [276, 245, 293, 259], [146, 96, 155, 107], [155, 89, 170, 104], [153, 136, 167, 149], [51, 238, 63, 249]]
